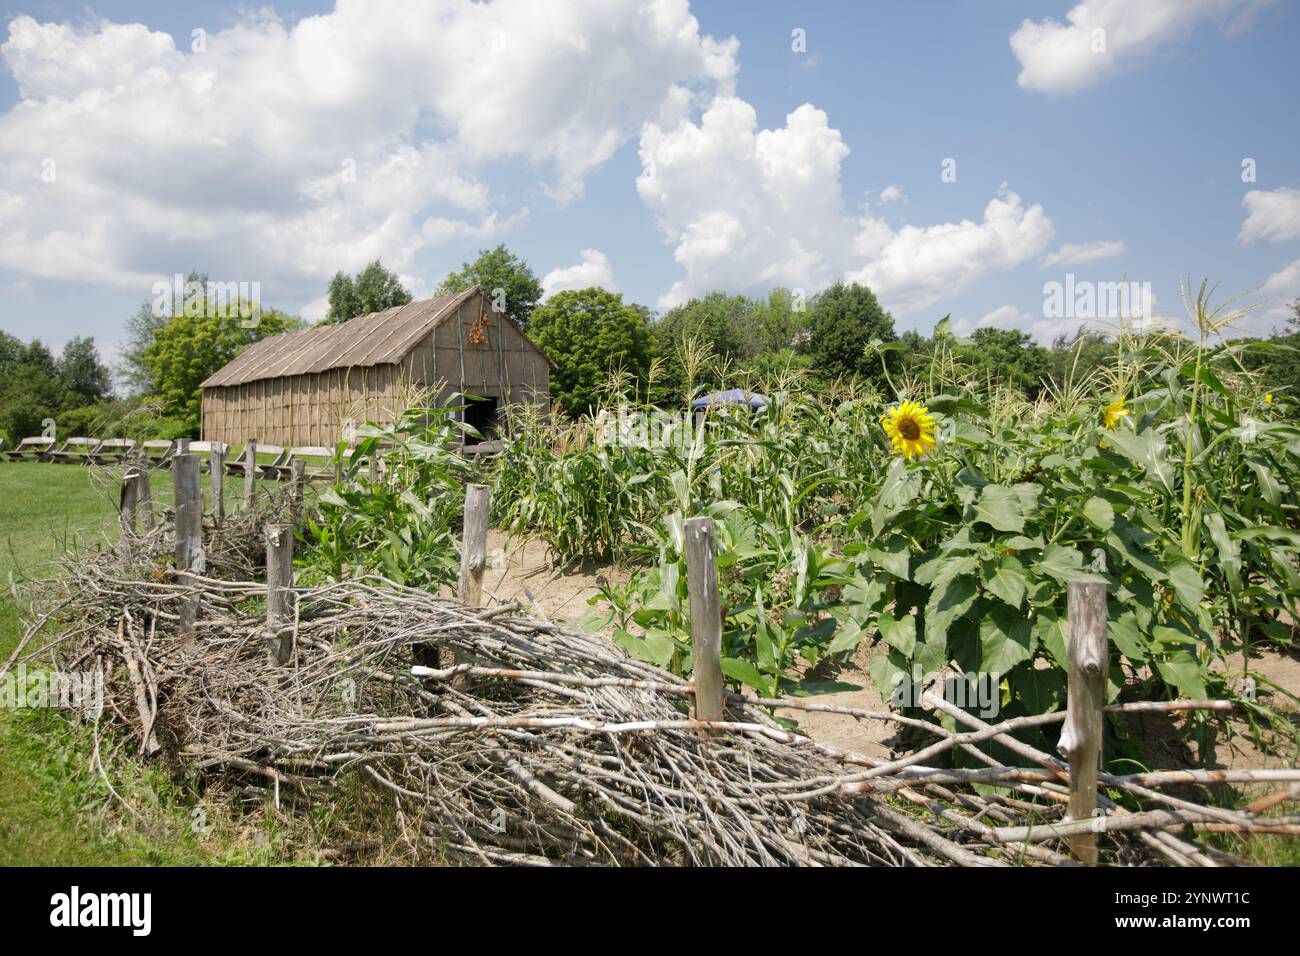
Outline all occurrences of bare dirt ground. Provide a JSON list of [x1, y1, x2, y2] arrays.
[[482, 532, 1299, 772], [482, 530, 632, 626]]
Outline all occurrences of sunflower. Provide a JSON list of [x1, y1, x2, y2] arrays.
[[881, 400, 936, 460], [1102, 396, 1130, 430]]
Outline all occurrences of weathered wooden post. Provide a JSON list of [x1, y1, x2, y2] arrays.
[[289, 458, 306, 513], [368, 451, 379, 488], [119, 459, 140, 535], [435, 483, 491, 685], [458, 484, 491, 607], [243, 439, 257, 509], [210, 443, 225, 527], [135, 448, 154, 532], [1062, 579, 1108, 865], [177, 437, 190, 457], [684, 516, 724, 725], [265, 524, 294, 665], [173, 453, 204, 637]]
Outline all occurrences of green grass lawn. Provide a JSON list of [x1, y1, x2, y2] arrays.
[[0, 460, 292, 865]]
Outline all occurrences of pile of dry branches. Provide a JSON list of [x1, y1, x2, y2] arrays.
[[12, 516, 1299, 866]]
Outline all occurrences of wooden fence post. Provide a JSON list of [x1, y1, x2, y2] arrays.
[[684, 516, 724, 725], [1064, 579, 1108, 865], [173, 453, 204, 637], [243, 439, 257, 509], [368, 452, 379, 488], [458, 484, 491, 607], [135, 448, 154, 532], [211, 443, 225, 527], [289, 459, 305, 513], [435, 483, 492, 686], [265, 524, 294, 665], [119, 460, 139, 535]]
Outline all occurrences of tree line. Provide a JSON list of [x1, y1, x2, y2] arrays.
[[2, 246, 1296, 446]]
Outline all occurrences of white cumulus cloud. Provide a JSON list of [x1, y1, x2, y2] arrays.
[[847, 189, 1055, 314], [1010, 0, 1264, 95], [541, 249, 618, 298], [1261, 258, 1300, 297], [878, 184, 905, 205], [1239, 187, 1300, 245], [638, 95, 1054, 313], [0, 1, 736, 301], [1040, 239, 1126, 269]]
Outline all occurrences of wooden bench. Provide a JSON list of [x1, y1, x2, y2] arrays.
[[188, 441, 227, 472], [48, 437, 103, 464], [224, 443, 290, 481], [142, 439, 178, 469], [270, 446, 338, 482], [457, 438, 505, 461], [4, 436, 54, 461], [92, 438, 137, 464]]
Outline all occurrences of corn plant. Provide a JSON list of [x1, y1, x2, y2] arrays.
[[299, 399, 474, 589]]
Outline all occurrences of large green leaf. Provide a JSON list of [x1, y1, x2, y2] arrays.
[[720, 656, 768, 693], [1106, 520, 1166, 581], [1166, 559, 1204, 613], [979, 605, 1036, 676], [866, 535, 911, 579], [1037, 544, 1085, 583], [1109, 610, 1149, 661], [1203, 512, 1241, 594], [1154, 653, 1208, 699], [879, 611, 917, 656], [613, 629, 676, 668], [1034, 608, 1068, 668], [1082, 496, 1115, 531], [1248, 460, 1282, 507], [1015, 667, 1066, 715], [982, 554, 1027, 609], [1105, 428, 1175, 495], [974, 484, 1028, 532], [924, 573, 978, 644]]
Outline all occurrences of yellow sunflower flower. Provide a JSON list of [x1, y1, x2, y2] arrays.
[[1103, 396, 1130, 430], [881, 400, 937, 460]]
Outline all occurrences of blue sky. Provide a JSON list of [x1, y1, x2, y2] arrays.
[[0, 0, 1298, 374]]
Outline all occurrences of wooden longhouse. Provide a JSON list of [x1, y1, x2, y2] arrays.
[[199, 287, 550, 446]]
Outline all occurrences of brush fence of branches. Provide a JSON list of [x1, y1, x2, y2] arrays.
[[8, 456, 1296, 867]]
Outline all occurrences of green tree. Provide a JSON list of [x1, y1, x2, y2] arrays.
[[120, 270, 207, 395], [802, 282, 897, 386], [1048, 330, 1116, 392], [57, 336, 113, 404], [957, 327, 1051, 398], [325, 260, 412, 324], [528, 288, 651, 416], [143, 306, 299, 432], [0, 329, 22, 375], [745, 288, 808, 359], [650, 292, 752, 405], [0, 338, 65, 445], [1243, 298, 1300, 399], [437, 244, 543, 331]]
